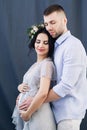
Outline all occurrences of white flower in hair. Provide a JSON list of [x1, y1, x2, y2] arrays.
[[27, 24, 44, 40], [32, 26, 38, 32]]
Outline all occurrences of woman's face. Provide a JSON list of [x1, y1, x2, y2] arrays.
[[35, 33, 49, 58]]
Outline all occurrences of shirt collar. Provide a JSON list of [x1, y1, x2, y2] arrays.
[[55, 30, 71, 47]]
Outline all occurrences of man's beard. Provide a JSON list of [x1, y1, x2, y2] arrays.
[[56, 32, 63, 39]]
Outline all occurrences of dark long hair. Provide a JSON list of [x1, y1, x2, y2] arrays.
[[28, 27, 55, 58]]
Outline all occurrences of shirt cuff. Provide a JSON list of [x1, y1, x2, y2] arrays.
[[53, 82, 71, 97]]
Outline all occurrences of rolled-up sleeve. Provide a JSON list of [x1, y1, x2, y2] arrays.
[[53, 37, 86, 97]]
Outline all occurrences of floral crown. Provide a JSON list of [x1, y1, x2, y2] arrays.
[[27, 24, 44, 40]]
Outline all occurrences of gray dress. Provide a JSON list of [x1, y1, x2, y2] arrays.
[[12, 57, 56, 130]]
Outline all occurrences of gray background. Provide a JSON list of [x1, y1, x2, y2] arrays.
[[0, 0, 87, 129]]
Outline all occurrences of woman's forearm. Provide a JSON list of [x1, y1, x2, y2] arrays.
[[26, 91, 48, 118]]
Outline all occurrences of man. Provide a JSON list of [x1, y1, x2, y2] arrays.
[[43, 4, 87, 130], [19, 4, 87, 130]]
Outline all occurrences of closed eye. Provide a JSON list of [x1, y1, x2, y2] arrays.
[[44, 20, 56, 26], [50, 21, 56, 25], [36, 40, 40, 44], [43, 41, 48, 45]]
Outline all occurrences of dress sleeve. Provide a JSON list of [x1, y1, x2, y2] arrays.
[[40, 60, 56, 80]]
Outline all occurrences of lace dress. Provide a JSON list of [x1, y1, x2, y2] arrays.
[[12, 57, 56, 130]]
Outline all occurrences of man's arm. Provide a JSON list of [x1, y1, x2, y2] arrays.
[[45, 88, 61, 102], [19, 88, 61, 111]]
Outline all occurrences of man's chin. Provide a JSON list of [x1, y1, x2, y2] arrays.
[[52, 35, 56, 38], [50, 33, 55, 38]]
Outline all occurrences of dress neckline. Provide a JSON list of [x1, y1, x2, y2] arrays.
[[36, 57, 51, 64]]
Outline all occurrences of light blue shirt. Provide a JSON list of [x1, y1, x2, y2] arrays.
[[52, 31, 87, 123]]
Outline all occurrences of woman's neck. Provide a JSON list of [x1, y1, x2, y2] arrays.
[[37, 56, 48, 62]]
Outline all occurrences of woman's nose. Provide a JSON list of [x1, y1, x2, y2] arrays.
[[39, 43, 43, 47]]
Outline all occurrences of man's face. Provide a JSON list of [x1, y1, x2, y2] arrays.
[[44, 12, 67, 38]]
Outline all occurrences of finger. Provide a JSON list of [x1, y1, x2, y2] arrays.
[[24, 85, 29, 89], [19, 106, 27, 111], [19, 104, 28, 111], [19, 103, 27, 110], [19, 104, 25, 109], [23, 84, 28, 88], [21, 89, 26, 93], [23, 86, 29, 90]]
